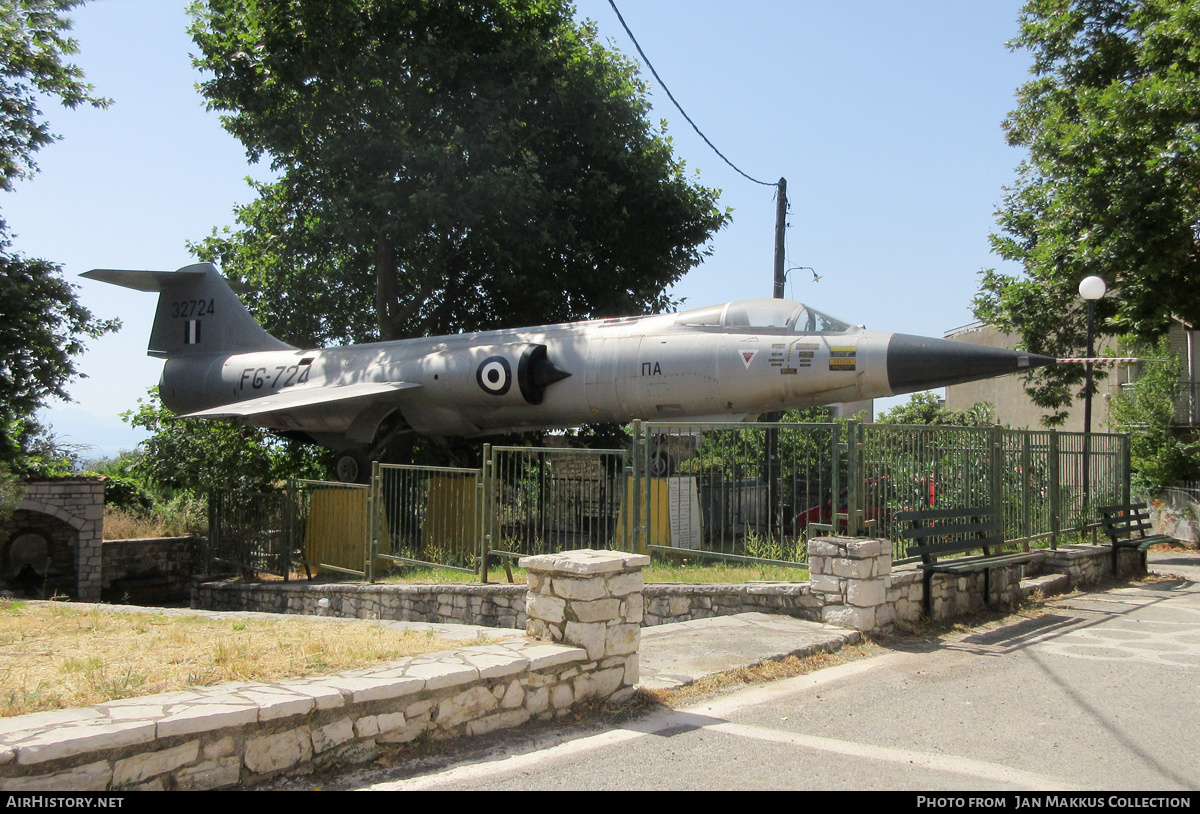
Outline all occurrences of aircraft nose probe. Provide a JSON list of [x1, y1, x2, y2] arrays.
[[885, 333, 1057, 394]]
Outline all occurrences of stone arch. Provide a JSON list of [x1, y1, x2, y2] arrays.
[[1, 479, 104, 601]]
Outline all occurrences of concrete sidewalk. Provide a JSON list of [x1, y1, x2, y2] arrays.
[[637, 612, 862, 690], [634, 548, 1199, 690]]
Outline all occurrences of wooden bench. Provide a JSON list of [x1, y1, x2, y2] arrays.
[[1098, 502, 1173, 574], [896, 506, 1042, 618]]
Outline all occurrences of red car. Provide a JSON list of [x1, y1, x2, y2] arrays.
[[793, 478, 935, 533]]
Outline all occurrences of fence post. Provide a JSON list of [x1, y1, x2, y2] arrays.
[[990, 425, 1004, 535], [631, 420, 644, 554], [480, 443, 492, 583], [845, 419, 860, 537], [366, 461, 379, 583], [1121, 433, 1132, 506], [1020, 431, 1033, 543], [1049, 430, 1060, 548]]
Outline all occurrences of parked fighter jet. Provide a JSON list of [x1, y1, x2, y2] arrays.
[[85, 263, 1055, 481]]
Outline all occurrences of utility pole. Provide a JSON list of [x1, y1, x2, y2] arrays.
[[767, 178, 787, 538], [773, 178, 788, 299]]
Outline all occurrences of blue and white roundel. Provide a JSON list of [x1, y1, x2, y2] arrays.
[[476, 356, 512, 396]]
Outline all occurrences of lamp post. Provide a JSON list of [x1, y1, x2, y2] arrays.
[[1079, 275, 1107, 519]]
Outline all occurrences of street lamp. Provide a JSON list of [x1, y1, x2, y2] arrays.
[[1079, 275, 1107, 518]]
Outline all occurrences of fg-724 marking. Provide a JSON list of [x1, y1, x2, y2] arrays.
[[239, 364, 312, 391]]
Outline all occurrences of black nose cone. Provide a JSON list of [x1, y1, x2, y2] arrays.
[[886, 333, 1056, 394]]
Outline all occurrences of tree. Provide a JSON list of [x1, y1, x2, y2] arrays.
[[974, 0, 1200, 424], [1109, 336, 1199, 496], [123, 389, 334, 496], [187, 0, 729, 347], [0, 0, 114, 467], [0, 236, 117, 466], [876, 392, 998, 427]]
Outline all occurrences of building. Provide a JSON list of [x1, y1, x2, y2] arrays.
[[941, 320, 1200, 431]]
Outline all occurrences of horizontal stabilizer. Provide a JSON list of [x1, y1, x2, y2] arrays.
[[83, 263, 286, 357], [83, 268, 206, 292], [180, 381, 421, 419]]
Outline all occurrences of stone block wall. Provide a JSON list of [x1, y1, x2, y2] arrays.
[[192, 540, 1143, 633], [807, 539, 1138, 627], [0, 550, 650, 791], [641, 582, 821, 625], [2, 478, 104, 602], [521, 549, 647, 699], [194, 580, 528, 628], [101, 537, 206, 605]]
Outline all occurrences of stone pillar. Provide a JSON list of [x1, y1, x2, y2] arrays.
[[807, 536, 891, 631], [520, 549, 648, 691]]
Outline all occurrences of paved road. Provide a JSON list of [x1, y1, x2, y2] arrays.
[[285, 552, 1200, 791]]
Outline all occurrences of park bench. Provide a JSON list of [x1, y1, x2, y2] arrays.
[[1097, 502, 1174, 574], [896, 506, 1042, 618]]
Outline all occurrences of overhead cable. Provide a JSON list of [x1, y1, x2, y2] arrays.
[[606, 0, 776, 188]]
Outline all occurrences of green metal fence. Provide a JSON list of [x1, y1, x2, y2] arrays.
[[482, 444, 630, 567], [207, 488, 291, 577], [290, 478, 370, 578], [208, 421, 1131, 580], [636, 421, 838, 567], [372, 462, 482, 575]]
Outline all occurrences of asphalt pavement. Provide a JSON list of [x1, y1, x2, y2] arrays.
[[316, 548, 1200, 791]]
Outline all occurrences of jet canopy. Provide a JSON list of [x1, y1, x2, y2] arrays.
[[674, 299, 856, 334]]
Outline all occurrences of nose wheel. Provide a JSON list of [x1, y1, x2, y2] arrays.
[[335, 451, 370, 484]]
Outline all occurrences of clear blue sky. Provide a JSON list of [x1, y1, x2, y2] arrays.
[[8, 0, 1031, 459]]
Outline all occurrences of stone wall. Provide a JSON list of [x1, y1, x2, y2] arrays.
[[642, 582, 821, 625], [2, 478, 104, 602], [101, 537, 206, 605], [806, 539, 1140, 628], [0, 550, 648, 791], [193, 541, 1142, 631], [194, 580, 529, 628]]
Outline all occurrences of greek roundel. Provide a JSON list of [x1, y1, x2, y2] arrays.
[[477, 356, 512, 396]]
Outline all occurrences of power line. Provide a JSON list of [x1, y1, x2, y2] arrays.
[[606, 0, 775, 188]]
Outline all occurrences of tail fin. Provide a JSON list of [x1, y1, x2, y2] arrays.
[[82, 263, 294, 357]]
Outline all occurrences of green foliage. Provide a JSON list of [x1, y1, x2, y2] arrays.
[[976, 0, 1200, 423], [186, 0, 729, 345], [0, 0, 109, 190], [0, 234, 118, 468], [85, 453, 154, 512], [876, 392, 999, 427], [1108, 335, 1200, 496], [0, 460, 24, 544], [0, 1, 115, 468], [122, 388, 334, 497]]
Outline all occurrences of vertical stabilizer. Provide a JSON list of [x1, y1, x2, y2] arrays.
[[82, 263, 294, 357]]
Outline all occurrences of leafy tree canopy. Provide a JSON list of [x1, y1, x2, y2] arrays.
[[1109, 336, 1200, 495], [187, 0, 729, 347], [876, 392, 999, 427], [0, 0, 108, 190], [0, 231, 117, 465], [975, 0, 1200, 424], [123, 388, 334, 496], [0, 1, 114, 468]]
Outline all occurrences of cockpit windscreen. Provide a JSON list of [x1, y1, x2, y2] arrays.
[[675, 299, 855, 334]]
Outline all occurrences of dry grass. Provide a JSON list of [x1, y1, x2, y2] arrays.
[[102, 505, 206, 540], [636, 640, 883, 710], [0, 599, 478, 718]]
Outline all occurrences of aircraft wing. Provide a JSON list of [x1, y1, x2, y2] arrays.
[[180, 381, 421, 418]]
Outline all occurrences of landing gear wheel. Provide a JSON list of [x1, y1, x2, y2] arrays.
[[648, 444, 673, 478], [335, 452, 369, 484]]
